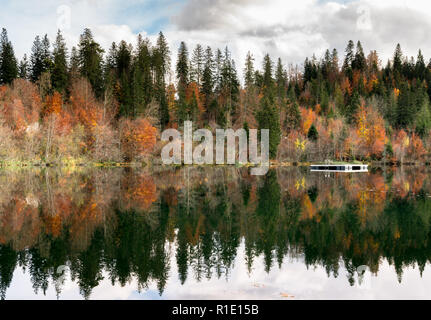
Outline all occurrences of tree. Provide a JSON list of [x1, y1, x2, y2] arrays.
[[176, 42, 189, 100], [396, 82, 414, 128], [51, 30, 68, 94], [262, 54, 275, 102], [352, 41, 366, 72], [342, 40, 355, 79], [415, 99, 431, 137], [257, 97, 280, 159], [285, 101, 301, 132], [244, 51, 255, 90], [18, 54, 29, 79], [201, 46, 214, 120], [120, 118, 157, 161], [132, 35, 152, 116], [154, 32, 171, 129], [0, 28, 18, 84], [190, 44, 204, 86], [275, 58, 287, 104], [307, 124, 318, 141], [30, 34, 52, 82], [115, 40, 132, 117], [78, 28, 104, 97], [176, 42, 189, 125]]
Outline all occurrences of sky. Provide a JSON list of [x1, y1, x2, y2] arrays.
[[1, 0, 431, 80]]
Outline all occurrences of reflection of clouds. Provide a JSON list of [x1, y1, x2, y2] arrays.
[[6, 243, 431, 300], [5, 240, 431, 299]]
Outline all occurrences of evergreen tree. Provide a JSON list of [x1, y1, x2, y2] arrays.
[[275, 58, 286, 104], [132, 35, 153, 116], [30, 34, 52, 82], [307, 124, 319, 141], [154, 32, 171, 128], [262, 54, 275, 102], [176, 42, 189, 99], [396, 82, 414, 128], [219, 47, 240, 124], [342, 40, 355, 79], [155, 32, 170, 83], [244, 51, 255, 90], [176, 42, 189, 124], [257, 97, 280, 159], [0, 28, 18, 84], [18, 54, 29, 79], [352, 41, 366, 72], [393, 43, 403, 74], [190, 44, 204, 86], [78, 28, 104, 97], [415, 98, 431, 137], [285, 101, 301, 132], [51, 30, 68, 93], [416, 49, 426, 80], [346, 90, 360, 124], [69, 46, 80, 79], [115, 40, 132, 117], [202, 46, 214, 120]]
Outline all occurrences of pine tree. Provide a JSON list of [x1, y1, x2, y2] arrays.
[[346, 90, 360, 124], [416, 49, 426, 80], [257, 97, 280, 159], [342, 40, 354, 79], [115, 40, 132, 117], [262, 54, 275, 102], [244, 51, 255, 90], [156, 32, 170, 83], [396, 82, 414, 128], [285, 101, 301, 132], [69, 46, 80, 79], [393, 44, 403, 74], [176, 42, 189, 124], [275, 58, 287, 104], [219, 47, 240, 124], [190, 44, 204, 86], [0, 28, 18, 84], [154, 32, 171, 128], [132, 35, 153, 116], [202, 46, 214, 120], [51, 30, 68, 93], [352, 41, 366, 72], [415, 98, 431, 137], [307, 124, 318, 141], [18, 54, 29, 79], [176, 42, 189, 99], [78, 28, 104, 97]]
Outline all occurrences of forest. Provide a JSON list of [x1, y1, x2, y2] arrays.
[[0, 28, 431, 165]]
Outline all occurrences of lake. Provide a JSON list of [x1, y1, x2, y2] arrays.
[[1, 166, 431, 299]]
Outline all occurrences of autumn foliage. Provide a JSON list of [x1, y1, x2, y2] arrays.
[[0, 77, 158, 163]]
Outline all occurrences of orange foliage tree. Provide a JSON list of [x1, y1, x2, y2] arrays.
[[120, 118, 157, 161], [356, 104, 386, 159]]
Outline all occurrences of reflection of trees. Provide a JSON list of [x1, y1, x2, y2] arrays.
[[1, 167, 431, 298]]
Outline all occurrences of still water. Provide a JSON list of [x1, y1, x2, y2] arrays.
[[1, 166, 431, 300]]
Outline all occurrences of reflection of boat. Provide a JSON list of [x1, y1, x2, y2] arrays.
[[310, 163, 368, 172]]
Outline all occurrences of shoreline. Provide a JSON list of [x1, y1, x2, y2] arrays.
[[0, 159, 429, 170]]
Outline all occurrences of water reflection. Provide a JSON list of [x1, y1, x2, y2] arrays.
[[1, 166, 431, 299]]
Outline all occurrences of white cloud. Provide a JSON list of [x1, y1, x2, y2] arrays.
[[2, 0, 431, 81]]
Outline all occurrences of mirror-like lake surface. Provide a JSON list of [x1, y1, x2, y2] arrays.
[[1, 166, 431, 299]]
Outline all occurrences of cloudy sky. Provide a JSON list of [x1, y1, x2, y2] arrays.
[[1, 0, 431, 79]]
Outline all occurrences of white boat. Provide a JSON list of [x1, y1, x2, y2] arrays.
[[310, 164, 368, 172]]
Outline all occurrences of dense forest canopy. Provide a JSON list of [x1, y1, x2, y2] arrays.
[[0, 27, 430, 163]]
